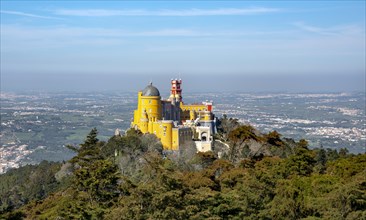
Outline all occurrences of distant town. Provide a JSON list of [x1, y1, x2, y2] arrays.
[[1, 91, 365, 174]]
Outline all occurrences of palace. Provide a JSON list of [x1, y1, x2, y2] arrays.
[[131, 79, 216, 151]]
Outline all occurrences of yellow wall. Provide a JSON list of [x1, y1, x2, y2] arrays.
[[131, 91, 162, 134], [199, 111, 212, 121], [172, 129, 179, 150], [131, 90, 211, 151], [180, 103, 207, 111], [132, 92, 142, 126], [180, 103, 207, 120], [139, 109, 148, 133], [160, 120, 173, 150], [140, 96, 161, 120], [152, 121, 159, 136]]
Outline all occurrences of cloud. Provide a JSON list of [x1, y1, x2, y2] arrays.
[[0, 25, 291, 41], [2, 24, 364, 51], [2, 23, 364, 79], [0, 10, 62, 20], [292, 22, 364, 36], [0, 25, 215, 51], [54, 7, 280, 17], [0, 25, 209, 39]]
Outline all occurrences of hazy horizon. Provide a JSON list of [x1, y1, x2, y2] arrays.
[[1, 72, 365, 93]]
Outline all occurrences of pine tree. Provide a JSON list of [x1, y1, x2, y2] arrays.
[[67, 128, 120, 215], [80, 127, 99, 151]]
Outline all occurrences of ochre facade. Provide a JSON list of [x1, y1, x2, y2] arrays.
[[131, 80, 216, 151]]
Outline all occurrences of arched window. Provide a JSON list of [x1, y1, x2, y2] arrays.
[[201, 132, 208, 141]]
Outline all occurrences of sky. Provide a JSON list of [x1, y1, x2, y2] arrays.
[[1, 1, 365, 92]]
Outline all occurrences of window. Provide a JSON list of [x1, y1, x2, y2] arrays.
[[149, 100, 152, 104]]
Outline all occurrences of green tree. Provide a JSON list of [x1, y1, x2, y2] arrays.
[[266, 130, 283, 146], [73, 159, 120, 203], [66, 128, 121, 214], [326, 171, 366, 219], [0, 161, 62, 213], [80, 127, 99, 151], [267, 177, 312, 219], [314, 146, 327, 173], [67, 128, 103, 167], [339, 148, 349, 158], [284, 140, 316, 177]]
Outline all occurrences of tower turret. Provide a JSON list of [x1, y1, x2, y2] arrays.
[[169, 79, 182, 102]]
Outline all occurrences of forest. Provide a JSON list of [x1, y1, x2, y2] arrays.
[[1, 116, 365, 219]]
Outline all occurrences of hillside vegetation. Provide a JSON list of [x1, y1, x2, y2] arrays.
[[1, 117, 365, 220]]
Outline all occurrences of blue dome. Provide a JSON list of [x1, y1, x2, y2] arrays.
[[142, 83, 160, 96]]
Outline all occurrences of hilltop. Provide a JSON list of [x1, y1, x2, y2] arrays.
[[1, 91, 364, 175], [1, 117, 365, 219]]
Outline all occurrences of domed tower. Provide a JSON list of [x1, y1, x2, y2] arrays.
[[141, 82, 161, 121], [142, 82, 160, 97], [132, 82, 162, 133]]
